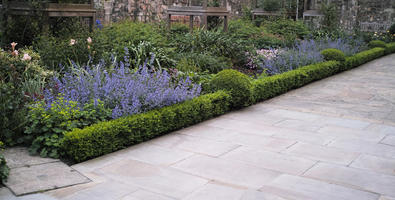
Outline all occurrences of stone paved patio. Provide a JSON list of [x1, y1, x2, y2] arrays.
[[1, 54, 395, 199]]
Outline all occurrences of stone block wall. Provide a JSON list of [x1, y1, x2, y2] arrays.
[[99, 0, 394, 32]]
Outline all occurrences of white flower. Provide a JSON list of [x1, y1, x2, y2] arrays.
[[70, 39, 76, 46], [87, 37, 92, 44], [22, 53, 32, 61]]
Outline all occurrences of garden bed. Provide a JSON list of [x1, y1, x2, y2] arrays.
[[1, 17, 395, 181], [62, 45, 394, 163]]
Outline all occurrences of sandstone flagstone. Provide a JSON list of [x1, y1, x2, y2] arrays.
[[305, 162, 395, 197], [260, 174, 379, 200], [172, 155, 281, 189]]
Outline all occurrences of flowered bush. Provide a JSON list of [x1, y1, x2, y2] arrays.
[[44, 59, 201, 119], [259, 37, 366, 75]]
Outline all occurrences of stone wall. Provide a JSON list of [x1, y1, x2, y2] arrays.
[[99, 0, 394, 32]]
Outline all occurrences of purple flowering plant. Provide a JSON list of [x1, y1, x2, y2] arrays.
[[257, 37, 366, 75], [44, 56, 201, 119]]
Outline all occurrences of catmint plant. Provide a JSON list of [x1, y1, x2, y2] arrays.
[[44, 57, 201, 119], [259, 37, 366, 75]]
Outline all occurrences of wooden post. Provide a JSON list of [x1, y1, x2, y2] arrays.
[[189, 15, 194, 31], [168, 14, 171, 30], [201, 14, 207, 29], [224, 15, 228, 31], [296, 0, 299, 20]]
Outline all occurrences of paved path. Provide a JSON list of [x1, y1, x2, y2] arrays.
[[2, 54, 395, 200]]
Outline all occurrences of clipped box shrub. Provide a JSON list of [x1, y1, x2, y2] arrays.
[[385, 42, 395, 55], [368, 40, 386, 49], [209, 69, 253, 108], [62, 91, 231, 162], [253, 61, 341, 102], [321, 48, 346, 62], [344, 47, 385, 70]]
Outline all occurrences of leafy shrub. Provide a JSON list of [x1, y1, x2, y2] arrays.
[[0, 141, 9, 183], [368, 40, 387, 49], [33, 23, 92, 69], [227, 19, 283, 49], [321, 48, 345, 62], [258, 0, 281, 11], [389, 24, 395, 35], [175, 53, 232, 73], [62, 91, 231, 162], [94, 21, 168, 62], [385, 42, 395, 55], [253, 61, 341, 102], [169, 23, 190, 35], [262, 19, 310, 46], [24, 98, 112, 158], [171, 28, 248, 66], [344, 47, 385, 70], [45, 60, 201, 119], [209, 69, 253, 108], [0, 47, 49, 146]]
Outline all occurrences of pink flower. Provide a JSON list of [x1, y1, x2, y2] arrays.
[[70, 39, 76, 46], [22, 53, 32, 61], [87, 37, 92, 44], [11, 42, 17, 51], [11, 50, 19, 57]]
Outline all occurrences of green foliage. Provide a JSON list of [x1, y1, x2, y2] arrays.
[[321, 48, 345, 62], [368, 40, 387, 49], [24, 97, 112, 158], [258, 0, 281, 11], [0, 47, 49, 146], [389, 24, 395, 35], [228, 19, 283, 49], [169, 23, 190, 35], [262, 19, 310, 46], [2, 15, 42, 47], [171, 28, 248, 66], [0, 141, 9, 183], [175, 53, 231, 73], [385, 42, 395, 55], [33, 21, 92, 69], [62, 91, 231, 162], [209, 69, 253, 108], [253, 61, 341, 102], [344, 47, 386, 70], [94, 21, 167, 59], [320, 1, 339, 32]]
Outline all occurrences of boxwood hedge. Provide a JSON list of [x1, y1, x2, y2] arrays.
[[62, 44, 394, 163], [62, 91, 231, 162]]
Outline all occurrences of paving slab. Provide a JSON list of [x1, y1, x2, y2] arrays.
[[183, 183, 245, 200], [172, 155, 281, 189], [3, 147, 58, 169], [149, 133, 241, 157], [221, 146, 316, 175], [96, 159, 208, 199], [284, 142, 360, 165], [120, 189, 175, 200], [260, 174, 379, 200], [328, 138, 395, 159], [304, 162, 395, 197], [350, 154, 395, 175], [4, 161, 90, 196], [381, 135, 395, 146], [317, 125, 387, 142]]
